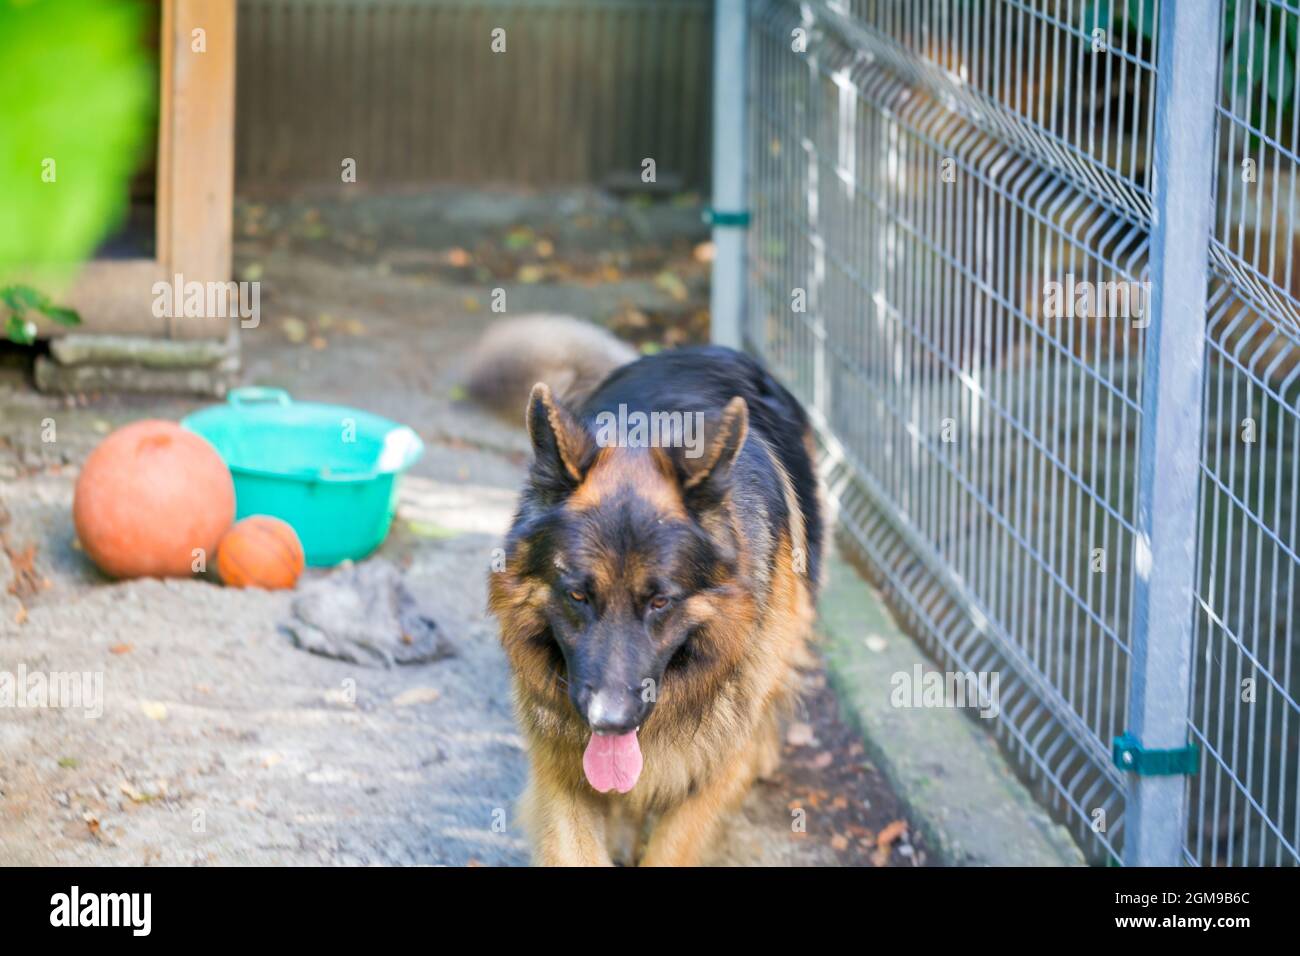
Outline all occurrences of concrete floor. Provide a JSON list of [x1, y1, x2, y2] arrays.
[[0, 189, 922, 866]]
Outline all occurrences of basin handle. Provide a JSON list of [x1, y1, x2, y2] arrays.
[[227, 386, 291, 407]]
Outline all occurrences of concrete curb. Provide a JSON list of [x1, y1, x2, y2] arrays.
[[817, 550, 1087, 867]]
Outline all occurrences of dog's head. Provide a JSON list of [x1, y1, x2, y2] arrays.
[[495, 382, 753, 751]]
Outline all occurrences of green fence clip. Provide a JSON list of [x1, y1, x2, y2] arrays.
[[703, 208, 750, 228], [1112, 732, 1200, 776]]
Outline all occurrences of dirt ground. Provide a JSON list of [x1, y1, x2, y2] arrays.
[[0, 188, 924, 866]]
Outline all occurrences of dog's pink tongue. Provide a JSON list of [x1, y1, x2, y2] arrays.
[[582, 731, 643, 793]]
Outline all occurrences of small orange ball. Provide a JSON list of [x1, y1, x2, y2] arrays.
[[217, 516, 305, 590]]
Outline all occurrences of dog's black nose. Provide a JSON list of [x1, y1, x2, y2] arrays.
[[579, 685, 642, 735]]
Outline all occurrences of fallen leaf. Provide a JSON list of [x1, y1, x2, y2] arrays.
[[504, 226, 535, 250], [875, 818, 908, 863], [878, 819, 907, 842], [406, 521, 457, 540], [120, 781, 156, 804], [109, 643, 133, 655], [517, 264, 545, 284], [447, 248, 471, 267], [786, 722, 816, 747], [4, 539, 40, 599], [14, 604, 27, 626], [809, 751, 834, 769], [140, 701, 168, 721], [58, 756, 78, 769], [393, 687, 441, 707], [654, 271, 689, 302], [830, 834, 850, 851], [281, 316, 308, 343]]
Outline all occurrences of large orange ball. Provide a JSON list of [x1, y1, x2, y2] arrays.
[[73, 420, 235, 579], [217, 516, 305, 590]]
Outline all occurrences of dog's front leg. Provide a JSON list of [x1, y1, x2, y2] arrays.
[[639, 751, 754, 867], [521, 768, 614, 867]]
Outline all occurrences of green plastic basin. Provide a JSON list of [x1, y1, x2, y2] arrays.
[[182, 387, 423, 566]]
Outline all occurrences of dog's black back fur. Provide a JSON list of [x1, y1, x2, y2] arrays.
[[577, 345, 823, 590]]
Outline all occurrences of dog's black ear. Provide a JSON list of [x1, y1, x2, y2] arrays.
[[526, 383, 593, 494], [680, 396, 748, 497]]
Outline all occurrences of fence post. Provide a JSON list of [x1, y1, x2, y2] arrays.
[[709, 0, 748, 348], [1123, 0, 1221, 867]]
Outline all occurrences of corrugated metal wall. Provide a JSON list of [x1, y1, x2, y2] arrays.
[[235, 0, 713, 193]]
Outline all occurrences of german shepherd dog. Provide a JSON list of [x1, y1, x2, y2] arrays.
[[488, 339, 823, 866]]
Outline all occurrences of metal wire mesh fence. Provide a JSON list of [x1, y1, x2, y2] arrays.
[[738, 0, 1300, 864]]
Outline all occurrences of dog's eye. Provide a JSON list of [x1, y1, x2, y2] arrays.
[[568, 590, 588, 604], [648, 595, 672, 612]]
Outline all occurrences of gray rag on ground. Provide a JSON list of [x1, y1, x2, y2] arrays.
[[280, 559, 454, 668]]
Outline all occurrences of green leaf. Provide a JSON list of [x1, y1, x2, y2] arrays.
[[1081, 0, 1154, 39], [1125, 0, 1157, 40], [5, 314, 37, 345], [1227, 23, 1268, 100], [1082, 1, 1113, 29], [1264, 36, 1295, 107], [41, 305, 82, 327], [1225, 22, 1294, 109], [1, 284, 48, 314]]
